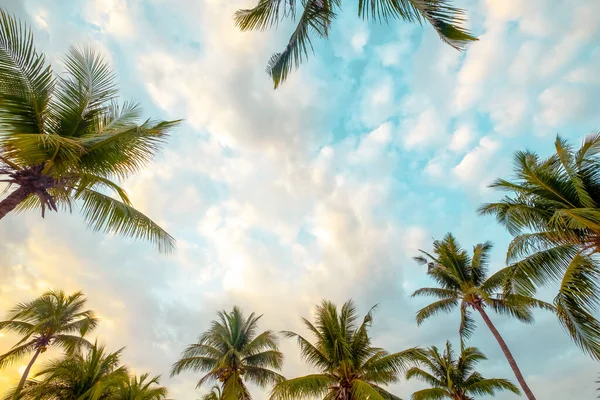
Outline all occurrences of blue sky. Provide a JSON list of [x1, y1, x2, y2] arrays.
[[0, 0, 599, 398]]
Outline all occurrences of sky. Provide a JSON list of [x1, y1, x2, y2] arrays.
[[0, 0, 599, 398]]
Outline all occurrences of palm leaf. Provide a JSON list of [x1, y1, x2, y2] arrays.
[[0, 8, 53, 136], [75, 188, 175, 253], [554, 254, 600, 360], [269, 374, 334, 400]]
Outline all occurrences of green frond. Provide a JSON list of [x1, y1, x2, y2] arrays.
[[242, 350, 284, 370], [244, 365, 285, 387], [267, 0, 336, 89], [234, 0, 296, 31], [51, 334, 93, 355], [576, 131, 600, 166], [554, 253, 600, 360], [52, 46, 118, 138], [282, 330, 331, 370], [459, 305, 476, 343], [405, 367, 443, 387], [410, 388, 448, 400], [465, 377, 520, 396], [75, 188, 175, 253], [411, 287, 460, 300], [78, 119, 180, 179], [0, 340, 36, 369], [350, 379, 387, 400], [170, 356, 219, 377], [415, 298, 458, 325], [269, 374, 334, 400], [0, 8, 53, 136]]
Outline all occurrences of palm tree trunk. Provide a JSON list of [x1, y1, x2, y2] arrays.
[[13, 346, 42, 399], [474, 305, 536, 400], [0, 185, 30, 220]]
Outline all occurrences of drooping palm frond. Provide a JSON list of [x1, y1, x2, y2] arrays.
[[234, 0, 476, 88]]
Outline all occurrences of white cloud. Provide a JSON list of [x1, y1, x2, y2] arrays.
[[453, 136, 501, 187], [449, 125, 475, 152]]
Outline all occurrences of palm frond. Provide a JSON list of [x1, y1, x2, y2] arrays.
[[415, 297, 458, 325], [267, 0, 336, 88], [350, 379, 387, 400], [269, 374, 334, 400], [0, 8, 53, 136], [554, 253, 600, 360], [76, 188, 175, 253], [410, 387, 448, 400], [234, 0, 296, 31]]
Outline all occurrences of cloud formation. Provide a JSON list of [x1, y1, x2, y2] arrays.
[[0, 0, 599, 399]]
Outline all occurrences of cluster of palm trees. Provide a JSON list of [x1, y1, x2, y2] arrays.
[[2, 3, 600, 400], [0, 290, 167, 400], [0, 292, 521, 400]]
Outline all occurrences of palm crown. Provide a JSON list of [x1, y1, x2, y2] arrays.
[[0, 9, 180, 252], [11, 342, 128, 400], [117, 373, 169, 400], [171, 306, 284, 399], [412, 234, 553, 341], [406, 341, 519, 400], [479, 134, 600, 360], [0, 290, 98, 397], [270, 299, 418, 400], [234, 0, 477, 88]]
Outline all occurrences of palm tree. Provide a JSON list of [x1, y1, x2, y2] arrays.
[[171, 306, 284, 399], [270, 299, 418, 400], [117, 373, 168, 400], [406, 341, 519, 400], [201, 385, 223, 400], [234, 1, 477, 88], [6, 342, 128, 400], [412, 234, 555, 400], [0, 290, 98, 398], [0, 10, 180, 252], [479, 134, 600, 360]]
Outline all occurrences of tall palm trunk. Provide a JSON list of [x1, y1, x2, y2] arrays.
[[0, 185, 30, 220], [14, 346, 42, 399], [474, 305, 536, 400]]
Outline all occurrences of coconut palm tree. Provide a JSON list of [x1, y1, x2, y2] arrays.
[[234, 0, 477, 88], [0, 290, 98, 398], [171, 306, 284, 399], [0, 10, 180, 252], [117, 373, 168, 400], [479, 134, 600, 360], [201, 385, 223, 400], [270, 299, 418, 400], [406, 341, 519, 400], [6, 342, 128, 400], [412, 234, 555, 400]]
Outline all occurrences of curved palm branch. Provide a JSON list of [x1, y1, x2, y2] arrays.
[[234, 0, 476, 88]]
